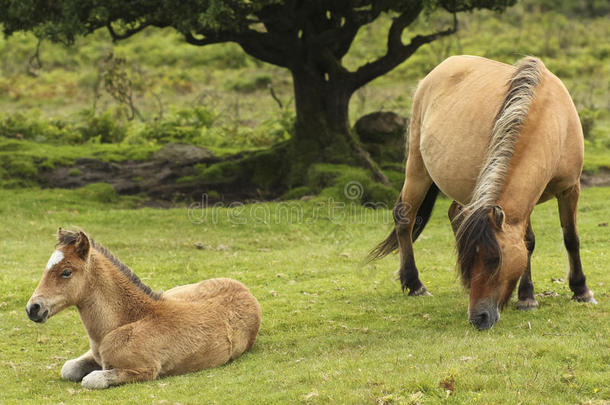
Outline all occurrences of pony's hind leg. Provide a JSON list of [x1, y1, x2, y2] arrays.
[[557, 185, 596, 303], [395, 174, 434, 296], [516, 220, 539, 310], [61, 349, 101, 382]]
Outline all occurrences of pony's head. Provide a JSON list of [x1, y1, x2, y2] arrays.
[[26, 229, 92, 323], [454, 205, 528, 330]]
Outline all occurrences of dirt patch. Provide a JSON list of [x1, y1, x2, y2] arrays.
[[39, 143, 286, 202], [39, 142, 609, 202]]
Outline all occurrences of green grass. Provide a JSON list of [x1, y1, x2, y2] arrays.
[[0, 187, 608, 404]]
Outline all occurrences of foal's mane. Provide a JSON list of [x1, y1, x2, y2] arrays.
[[91, 241, 162, 300], [455, 56, 545, 285], [58, 231, 161, 300]]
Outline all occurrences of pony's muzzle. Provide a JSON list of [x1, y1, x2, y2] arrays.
[[26, 299, 49, 323], [469, 303, 500, 330]]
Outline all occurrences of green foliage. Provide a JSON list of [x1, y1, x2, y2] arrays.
[[0, 136, 159, 188], [140, 107, 217, 144], [75, 182, 118, 203], [307, 164, 397, 206], [524, 0, 610, 17], [0, 111, 82, 144], [79, 110, 128, 143], [0, 0, 608, 193], [578, 108, 600, 141], [224, 73, 272, 93], [0, 154, 38, 187]]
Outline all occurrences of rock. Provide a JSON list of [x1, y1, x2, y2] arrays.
[[580, 167, 610, 188], [354, 111, 407, 144], [153, 143, 216, 165]]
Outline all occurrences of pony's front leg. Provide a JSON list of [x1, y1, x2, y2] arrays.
[[558, 186, 596, 303], [61, 349, 101, 382], [516, 220, 539, 310], [81, 367, 159, 389]]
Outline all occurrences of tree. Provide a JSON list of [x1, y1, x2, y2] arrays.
[[0, 0, 514, 189]]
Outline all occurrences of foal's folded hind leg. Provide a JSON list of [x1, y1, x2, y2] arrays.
[[81, 367, 160, 389], [61, 349, 101, 382]]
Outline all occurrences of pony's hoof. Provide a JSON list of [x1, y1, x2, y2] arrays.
[[408, 286, 432, 297], [572, 291, 597, 304], [82, 371, 110, 390], [515, 298, 539, 310]]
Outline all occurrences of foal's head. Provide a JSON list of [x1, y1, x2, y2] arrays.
[[26, 229, 92, 323], [453, 205, 528, 330]]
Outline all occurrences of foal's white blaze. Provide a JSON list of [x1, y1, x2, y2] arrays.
[[45, 250, 64, 270]]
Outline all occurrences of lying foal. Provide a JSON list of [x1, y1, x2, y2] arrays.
[[26, 229, 261, 389]]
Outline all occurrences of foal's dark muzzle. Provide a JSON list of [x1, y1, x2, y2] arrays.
[[469, 302, 500, 330], [26, 300, 49, 323]]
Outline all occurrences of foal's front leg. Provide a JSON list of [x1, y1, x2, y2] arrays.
[[61, 349, 101, 382], [81, 328, 161, 389]]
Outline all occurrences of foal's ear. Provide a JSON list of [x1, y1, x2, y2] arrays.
[[57, 227, 67, 241], [74, 231, 91, 259], [491, 206, 505, 229]]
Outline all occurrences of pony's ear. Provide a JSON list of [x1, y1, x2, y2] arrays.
[[74, 231, 91, 259], [491, 206, 505, 229]]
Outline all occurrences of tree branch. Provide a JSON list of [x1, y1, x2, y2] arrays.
[[106, 22, 151, 42], [351, 11, 458, 90], [183, 32, 230, 46]]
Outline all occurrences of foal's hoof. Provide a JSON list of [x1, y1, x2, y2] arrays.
[[82, 371, 110, 390], [61, 359, 86, 382], [515, 298, 539, 310], [572, 290, 597, 304], [408, 286, 432, 297]]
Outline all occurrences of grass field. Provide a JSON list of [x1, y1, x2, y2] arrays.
[[0, 186, 608, 404]]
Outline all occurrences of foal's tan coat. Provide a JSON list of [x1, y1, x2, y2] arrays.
[[27, 230, 261, 389]]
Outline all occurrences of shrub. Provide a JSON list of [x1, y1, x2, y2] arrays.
[[141, 107, 217, 144], [79, 110, 128, 143], [0, 112, 82, 144]]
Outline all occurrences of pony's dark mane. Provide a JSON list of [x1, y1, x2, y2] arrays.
[[454, 56, 544, 284], [92, 240, 162, 300], [57, 230, 161, 300], [455, 208, 500, 286]]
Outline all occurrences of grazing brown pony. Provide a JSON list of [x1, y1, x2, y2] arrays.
[[370, 55, 596, 330], [26, 229, 261, 389]]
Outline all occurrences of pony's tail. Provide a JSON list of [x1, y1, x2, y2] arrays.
[[455, 56, 545, 282], [367, 183, 440, 262], [367, 228, 398, 262], [412, 183, 439, 241]]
